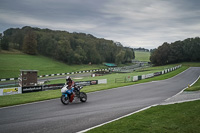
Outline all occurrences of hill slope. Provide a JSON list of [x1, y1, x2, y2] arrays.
[[0, 53, 106, 79], [134, 51, 150, 62]]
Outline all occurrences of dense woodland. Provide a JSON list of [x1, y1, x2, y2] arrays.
[[0, 26, 135, 64], [150, 37, 200, 65]]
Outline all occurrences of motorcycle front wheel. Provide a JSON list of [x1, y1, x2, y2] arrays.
[[80, 92, 87, 102], [61, 95, 69, 105]]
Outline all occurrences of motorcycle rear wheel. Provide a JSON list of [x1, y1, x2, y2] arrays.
[[61, 95, 69, 105], [80, 92, 87, 102]]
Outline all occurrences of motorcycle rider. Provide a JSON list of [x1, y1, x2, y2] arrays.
[[66, 76, 75, 102]]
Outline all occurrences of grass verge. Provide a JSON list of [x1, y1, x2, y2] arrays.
[[185, 76, 200, 91], [0, 64, 187, 107], [87, 100, 200, 133]]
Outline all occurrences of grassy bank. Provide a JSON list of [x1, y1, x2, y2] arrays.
[[134, 51, 150, 62], [87, 100, 200, 133], [0, 50, 150, 79], [0, 53, 106, 79]]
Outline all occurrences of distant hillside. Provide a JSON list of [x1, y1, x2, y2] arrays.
[[134, 51, 150, 62], [0, 53, 107, 79], [1, 26, 135, 65]]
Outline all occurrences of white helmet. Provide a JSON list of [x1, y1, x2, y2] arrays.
[[66, 76, 71, 80]]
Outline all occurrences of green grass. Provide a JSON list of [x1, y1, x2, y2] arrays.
[[0, 53, 107, 79], [87, 100, 200, 133], [134, 51, 150, 62], [46, 64, 187, 93], [185, 77, 200, 91], [0, 90, 61, 107], [0, 63, 187, 107]]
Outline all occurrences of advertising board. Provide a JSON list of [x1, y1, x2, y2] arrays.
[[42, 83, 65, 91], [22, 86, 42, 93], [1, 87, 22, 95]]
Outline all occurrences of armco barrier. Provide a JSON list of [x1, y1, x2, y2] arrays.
[[154, 72, 162, 76], [145, 73, 154, 79], [132, 65, 181, 82], [142, 75, 146, 80], [133, 76, 138, 81], [98, 79, 107, 84], [138, 75, 142, 80]]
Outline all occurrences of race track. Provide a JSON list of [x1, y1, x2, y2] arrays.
[[0, 67, 200, 133]]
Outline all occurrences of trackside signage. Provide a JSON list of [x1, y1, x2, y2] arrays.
[[22, 86, 42, 93], [75, 80, 98, 86], [43, 83, 65, 91], [75, 81, 91, 86], [0, 87, 22, 96], [90, 80, 98, 85]]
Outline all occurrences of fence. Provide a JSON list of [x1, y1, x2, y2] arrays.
[[0, 68, 114, 82], [132, 65, 182, 82], [116, 65, 182, 83]]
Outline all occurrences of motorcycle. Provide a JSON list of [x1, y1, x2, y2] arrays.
[[61, 85, 87, 105]]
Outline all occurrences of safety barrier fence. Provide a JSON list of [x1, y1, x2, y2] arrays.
[[133, 65, 181, 82], [0, 79, 107, 96], [0, 68, 114, 82], [115, 65, 182, 83]]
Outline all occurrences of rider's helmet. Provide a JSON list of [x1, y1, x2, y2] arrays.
[[66, 76, 71, 81]]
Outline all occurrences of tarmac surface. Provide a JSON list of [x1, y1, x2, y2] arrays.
[[0, 67, 200, 133], [161, 90, 200, 105]]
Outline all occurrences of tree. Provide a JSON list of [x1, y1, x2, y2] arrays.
[[2, 26, 136, 65], [0, 33, 2, 50], [0, 33, 2, 40], [73, 45, 87, 64], [54, 39, 72, 63], [115, 50, 125, 64], [1, 36, 9, 50], [150, 42, 170, 65], [124, 48, 134, 63], [22, 31, 37, 55]]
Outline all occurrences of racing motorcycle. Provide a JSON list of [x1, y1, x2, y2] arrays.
[[61, 85, 87, 105]]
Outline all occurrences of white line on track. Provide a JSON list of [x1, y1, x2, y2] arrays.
[[77, 104, 159, 133], [164, 75, 200, 102], [77, 69, 200, 133]]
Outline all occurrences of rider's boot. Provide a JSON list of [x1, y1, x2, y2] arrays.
[[69, 93, 74, 102]]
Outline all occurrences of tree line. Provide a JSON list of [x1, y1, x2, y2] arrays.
[[0, 26, 135, 64], [150, 37, 200, 65], [133, 47, 149, 52]]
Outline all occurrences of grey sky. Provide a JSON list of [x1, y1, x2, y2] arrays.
[[0, 0, 200, 49]]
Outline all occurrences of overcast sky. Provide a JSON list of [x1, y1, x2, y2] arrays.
[[0, 0, 200, 49]]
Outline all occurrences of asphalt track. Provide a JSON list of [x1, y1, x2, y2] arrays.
[[0, 67, 200, 133]]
